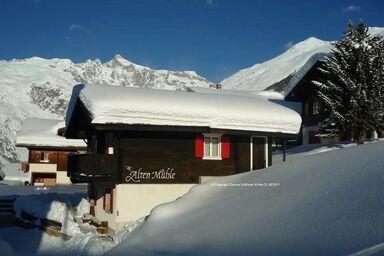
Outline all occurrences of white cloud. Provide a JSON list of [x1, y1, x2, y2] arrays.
[[284, 41, 294, 49], [69, 24, 87, 32], [342, 5, 361, 13]]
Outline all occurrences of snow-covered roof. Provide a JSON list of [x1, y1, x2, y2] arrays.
[[283, 52, 330, 97], [66, 84, 302, 135], [16, 118, 86, 148], [187, 86, 284, 100], [187, 87, 302, 115]]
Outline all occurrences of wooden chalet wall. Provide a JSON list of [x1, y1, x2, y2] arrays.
[[29, 149, 78, 171], [113, 131, 272, 184]]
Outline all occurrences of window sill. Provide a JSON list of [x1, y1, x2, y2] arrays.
[[39, 160, 50, 163], [202, 157, 222, 160]]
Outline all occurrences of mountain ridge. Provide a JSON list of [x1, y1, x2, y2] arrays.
[[221, 27, 384, 92], [0, 55, 211, 168]]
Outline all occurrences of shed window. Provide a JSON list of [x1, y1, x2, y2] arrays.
[[195, 134, 230, 159], [40, 152, 49, 162], [203, 134, 221, 160]]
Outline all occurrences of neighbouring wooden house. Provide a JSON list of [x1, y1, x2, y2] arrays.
[[65, 84, 301, 231], [284, 53, 382, 144], [16, 118, 87, 185]]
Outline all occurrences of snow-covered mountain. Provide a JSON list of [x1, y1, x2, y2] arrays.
[[0, 55, 211, 168], [221, 27, 384, 92]]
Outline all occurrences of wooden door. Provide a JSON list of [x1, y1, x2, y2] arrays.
[[252, 137, 266, 170]]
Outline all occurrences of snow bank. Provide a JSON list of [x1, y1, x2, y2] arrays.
[[67, 84, 302, 134], [0, 184, 86, 201], [0, 239, 15, 256], [75, 197, 90, 218], [16, 118, 86, 148], [62, 232, 115, 256], [14, 193, 81, 236], [108, 141, 384, 255], [114, 218, 145, 244], [1, 162, 29, 183]]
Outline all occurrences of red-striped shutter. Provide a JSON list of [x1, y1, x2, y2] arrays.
[[221, 136, 230, 159], [195, 135, 204, 158]]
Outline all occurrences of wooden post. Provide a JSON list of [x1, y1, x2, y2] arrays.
[[283, 139, 286, 162]]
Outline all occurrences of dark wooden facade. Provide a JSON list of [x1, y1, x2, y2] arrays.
[[66, 101, 293, 185], [285, 60, 329, 127], [285, 60, 329, 144], [68, 130, 273, 184]]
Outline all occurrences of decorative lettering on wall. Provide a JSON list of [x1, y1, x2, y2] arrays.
[[124, 166, 176, 183]]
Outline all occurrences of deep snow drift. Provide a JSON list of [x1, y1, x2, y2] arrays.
[[109, 141, 384, 255]]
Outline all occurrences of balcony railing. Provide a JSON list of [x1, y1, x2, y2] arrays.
[[67, 153, 116, 179]]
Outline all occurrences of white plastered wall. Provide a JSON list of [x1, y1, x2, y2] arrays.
[[56, 171, 72, 184], [94, 185, 117, 230], [112, 184, 195, 231], [28, 163, 57, 184]]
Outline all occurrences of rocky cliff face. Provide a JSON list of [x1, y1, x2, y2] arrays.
[[0, 55, 211, 168]]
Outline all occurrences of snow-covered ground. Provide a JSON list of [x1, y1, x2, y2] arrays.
[[0, 184, 144, 256], [108, 141, 384, 255], [272, 139, 382, 164], [0, 162, 29, 184], [1, 141, 383, 255]]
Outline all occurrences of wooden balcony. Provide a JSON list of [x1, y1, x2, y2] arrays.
[[67, 154, 116, 180]]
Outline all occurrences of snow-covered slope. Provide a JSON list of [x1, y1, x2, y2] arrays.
[[0, 55, 211, 168], [221, 27, 384, 92], [221, 37, 332, 91], [109, 141, 384, 255]]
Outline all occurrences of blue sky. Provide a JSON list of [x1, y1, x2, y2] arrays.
[[0, 0, 383, 82]]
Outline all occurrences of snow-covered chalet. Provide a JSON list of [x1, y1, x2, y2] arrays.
[[16, 118, 87, 185], [284, 54, 382, 144], [65, 84, 301, 231]]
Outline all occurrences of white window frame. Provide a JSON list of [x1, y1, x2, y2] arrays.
[[313, 101, 320, 115], [40, 152, 49, 163], [203, 133, 222, 160]]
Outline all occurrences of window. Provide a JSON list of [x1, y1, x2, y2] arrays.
[[103, 188, 113, 213], [203, 134, 221, 159], [313, 101, 320, 115], [195, 134, 230, 160], [40, 152, 49, 162]]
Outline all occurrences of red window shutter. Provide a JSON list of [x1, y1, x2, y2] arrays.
[[103, 191, 106, 210], [221, 136, 230, 159], [195, 135, 204, 158]]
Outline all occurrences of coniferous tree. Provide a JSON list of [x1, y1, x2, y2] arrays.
[[313, 20, 384, 144]]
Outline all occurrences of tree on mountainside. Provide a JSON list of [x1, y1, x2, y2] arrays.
[[313, 20, 384, 144]]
